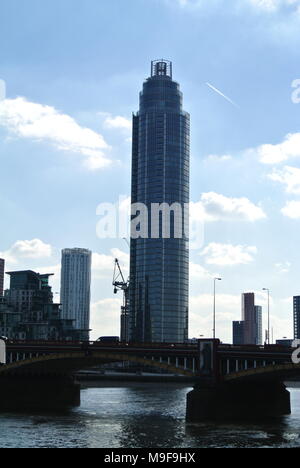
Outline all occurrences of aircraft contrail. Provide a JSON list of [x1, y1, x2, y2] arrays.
[[206, 82, 240, 109]]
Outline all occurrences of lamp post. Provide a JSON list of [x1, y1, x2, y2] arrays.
[[213, 277, 222, 339], [262, 288, 270, 345]]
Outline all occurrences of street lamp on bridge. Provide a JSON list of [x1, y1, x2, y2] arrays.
[[262, 288, 270, 345], [213, 277, 222, 340]]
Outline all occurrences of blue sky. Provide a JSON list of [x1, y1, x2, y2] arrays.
[[1, 0, 300, 342]]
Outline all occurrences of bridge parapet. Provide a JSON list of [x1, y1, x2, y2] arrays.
[[3, 340, 297, 380], [1, 350, 198, 378]]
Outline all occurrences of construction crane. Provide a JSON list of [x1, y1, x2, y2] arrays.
[[113, 258, 130, 343]]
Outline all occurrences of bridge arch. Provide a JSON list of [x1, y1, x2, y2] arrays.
[[223, 362, 300, 383], [0, 351, 196, 377]]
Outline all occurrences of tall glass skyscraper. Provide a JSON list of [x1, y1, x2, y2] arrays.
[[60, 248, 92, 340], [255, 305, 263, 346], [129, 60, 190, 343], [0, 258, 4, 297]]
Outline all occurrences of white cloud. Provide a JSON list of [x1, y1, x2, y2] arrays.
[[201, 243, 258, 266], [172, 0, 300, 11], [257, 133, 300, 165], [275, 261, 291, 273], [248, 0, 278, 10], [190, 262, 214, 279], [191, 192, 266, 223], [92, 253, 116, 278], [0, 97, 112, 170], [0, 239, 52, 264], [103, 115, 131, 132], [92, 248, 129, 279], [111, 248, 129, 268], [249, 0, 300, 11], [268, 166, 300, 194], [281, 200, 300, 218], [172, 0, 204, 7], [207, 132, 300, 168]]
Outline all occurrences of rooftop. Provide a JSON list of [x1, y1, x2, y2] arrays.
[[151, 59, 172, 79]]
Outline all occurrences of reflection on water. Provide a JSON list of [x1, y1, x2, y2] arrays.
[[0, 384, 300, 448]]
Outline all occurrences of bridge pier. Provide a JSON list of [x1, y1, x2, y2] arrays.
[[186, 381, 291, 422], [0, 375, 81, 411]]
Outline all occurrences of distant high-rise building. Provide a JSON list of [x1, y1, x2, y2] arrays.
[[242, 293, 257, 345], [2, 270, 77, 340], [233, 321, 245, 345], [255, 305, 263, 346], [232, 293, 263, 345], [60, 248, 92, 340], [129, 59, 190, 343], [0, 259, 4, 296], [6, 270, 54, 314], [293, 296, 300, 340]]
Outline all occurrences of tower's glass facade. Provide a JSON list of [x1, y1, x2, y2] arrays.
[[0, 258, 5, 297], [60, 248, 92, 340], [129, 60, 190, 343]]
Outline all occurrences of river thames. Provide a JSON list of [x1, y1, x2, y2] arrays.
[[0, 383, 300, 448]]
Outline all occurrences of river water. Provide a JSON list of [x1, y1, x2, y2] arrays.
[[0, 383, 300, 448]]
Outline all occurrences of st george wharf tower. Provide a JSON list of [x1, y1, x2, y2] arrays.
[[129, 60, 190, 343]]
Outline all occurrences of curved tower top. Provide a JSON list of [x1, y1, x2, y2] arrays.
[[151, 59, 173, 79], [140, 59, 183, 114]]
